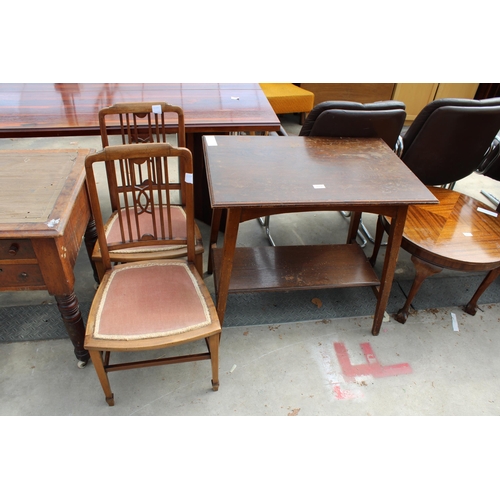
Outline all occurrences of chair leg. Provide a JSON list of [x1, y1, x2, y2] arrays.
[[257, 215, 276, 246], [395, 256, 442, 324], [206, 334, 220, 391], [89, 350, 115, 406], [340, 211, 367, 247], [464, 267, 500, 315], [195, 252, 203, 277], [360, 217, 386, 246], [480, 189, 500, 208], [94, 260, 106, 283]]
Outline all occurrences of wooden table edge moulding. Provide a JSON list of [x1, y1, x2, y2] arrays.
[[0, 149, 97, 366], [203, 135, 437, 335]]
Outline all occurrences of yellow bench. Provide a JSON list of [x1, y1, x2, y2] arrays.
[[259, 83, 315, 123]]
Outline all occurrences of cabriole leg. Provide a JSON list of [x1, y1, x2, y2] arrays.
[[464, 267, 500, 315], [395, 256, 442, 324]]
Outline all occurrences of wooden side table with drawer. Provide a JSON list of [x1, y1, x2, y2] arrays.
[[0, 149, 96, 366]]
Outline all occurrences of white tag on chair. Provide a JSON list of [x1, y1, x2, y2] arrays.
[[152, 105, 162, 114], [185, 173, 193, 184]]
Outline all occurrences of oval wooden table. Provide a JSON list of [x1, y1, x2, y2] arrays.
[[372, 186, 500, 323]]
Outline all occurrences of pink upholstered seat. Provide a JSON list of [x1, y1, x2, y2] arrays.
[[93, 261, 211, 340]]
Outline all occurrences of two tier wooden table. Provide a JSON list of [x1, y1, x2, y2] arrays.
[[204, 135, 437, 335]]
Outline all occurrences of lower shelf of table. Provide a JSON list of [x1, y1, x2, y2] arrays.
[[212, 243, 380, 294]]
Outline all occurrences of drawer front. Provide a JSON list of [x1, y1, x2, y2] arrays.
[[0, 264, 45, 289], [0, 239, 36, 260]]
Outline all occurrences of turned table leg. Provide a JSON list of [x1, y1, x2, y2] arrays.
[[55, 293, 90, 367]]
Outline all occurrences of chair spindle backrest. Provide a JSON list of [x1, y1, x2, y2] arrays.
[[98, 102, 186, 211], [85, 143, 195, 271]]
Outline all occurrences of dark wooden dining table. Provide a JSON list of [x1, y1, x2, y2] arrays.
[[0, 83, 281, 224], [204, 135, 437, 335], [0, 83, 280, 136]]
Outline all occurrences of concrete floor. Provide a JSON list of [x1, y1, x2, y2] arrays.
[[1, 115, 500, 416]]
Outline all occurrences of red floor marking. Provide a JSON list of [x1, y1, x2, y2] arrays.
[[332, 384, 360, 400], [334, 342, 412, 380]]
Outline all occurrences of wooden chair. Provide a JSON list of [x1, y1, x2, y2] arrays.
[[84, 143, 221, 406], [93, 102, 204, 280], [370, 97, 500, 322]]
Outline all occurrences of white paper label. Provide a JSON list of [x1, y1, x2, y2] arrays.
[[205, 136, 218, 146], [477, 207, 498, 217], [313, 184, 326, 189], [185, 173, 193, 184], [152, 105, 162, 114]]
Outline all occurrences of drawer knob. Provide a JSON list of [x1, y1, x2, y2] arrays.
[[9, 243, 19, 255]]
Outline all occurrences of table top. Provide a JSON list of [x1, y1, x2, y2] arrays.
[[0, 83, 280, 137], [0, 149, 88, 238], [402, 186, 500, 267], [204, 135, 437, 209]]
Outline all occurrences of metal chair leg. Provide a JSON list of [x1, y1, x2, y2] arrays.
[[359, 218, 387, 246], [340, 211, 374, 248], [257, 216, 276, 246], [481, 189, 500, 209]]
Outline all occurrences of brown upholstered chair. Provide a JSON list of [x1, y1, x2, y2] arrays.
[[259, 100, 407, 245], [84, 143, 221, 406], [370, 98, 500, 322], [92, 102, 204, 280]]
